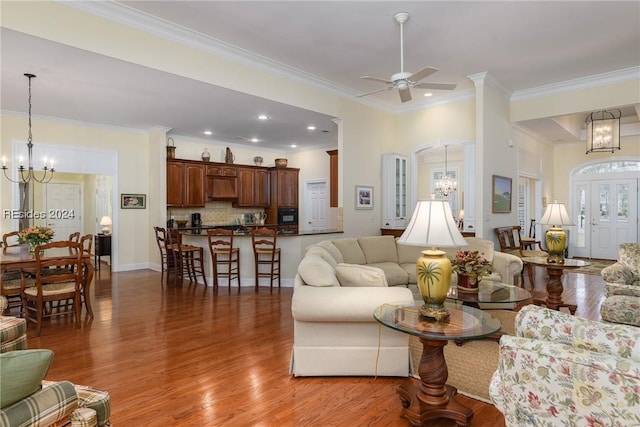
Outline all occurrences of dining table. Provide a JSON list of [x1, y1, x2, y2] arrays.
[[0, 244, 95, 318]]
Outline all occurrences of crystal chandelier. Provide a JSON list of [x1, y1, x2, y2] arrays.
[[435, 145, 456, 197], [1, 73, 55, 184]]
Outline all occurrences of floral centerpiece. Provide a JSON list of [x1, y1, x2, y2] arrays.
[[17, 226, 55, 252], [451, 250, 493, 291]]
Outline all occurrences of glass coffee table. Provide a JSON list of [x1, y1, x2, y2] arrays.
[[447, 281, 532, 310], [374, 302, 501, 426], [522, 257, 590, 314]]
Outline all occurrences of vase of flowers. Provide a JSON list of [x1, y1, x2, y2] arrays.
[[17, 226, 55, 253], [451, 250, 493, 292]]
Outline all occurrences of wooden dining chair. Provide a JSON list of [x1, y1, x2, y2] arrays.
[[165, 228, 207, 287], [2, 231, 20, 248], [251, 227, 281, 292], [494, 225, 547, 287], [1, 231, 33, 314], [153, 227, 170, 283], [22, 240, 84, 336], [207, 228, 240, 292]]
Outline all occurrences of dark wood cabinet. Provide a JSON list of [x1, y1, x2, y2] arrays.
[[167, 160, 205, 208], [236, 167, 269, 207], [327, 149, 338, 208], [94, 234, 111, 270], [272, 168, 299, 208]]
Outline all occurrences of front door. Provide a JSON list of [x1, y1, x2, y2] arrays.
[[573, 178, 638, 259], [44, 183, 82, 240]]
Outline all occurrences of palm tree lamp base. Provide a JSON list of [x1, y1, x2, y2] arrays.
[[416, 249, 452, 322], [545, 227, 567, 264]]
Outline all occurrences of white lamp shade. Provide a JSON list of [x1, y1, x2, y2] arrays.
[[539, 202, 575, 227], [397, 200, 467, 247], [100, 216, 112, 226]]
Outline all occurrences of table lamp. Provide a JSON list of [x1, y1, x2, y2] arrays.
[[100, 216, 112, 235], [538, 201, 575, 264], [397, 200, 467, 321]]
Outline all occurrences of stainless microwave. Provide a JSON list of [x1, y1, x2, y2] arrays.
[[277, 208, 298, 225]]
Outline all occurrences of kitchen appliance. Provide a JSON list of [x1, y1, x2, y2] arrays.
[[191, 213, 202, 234], [244, 213, 256, 226], [277, 207, 298, 226]]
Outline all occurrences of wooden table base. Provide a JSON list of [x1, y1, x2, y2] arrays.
[[398, 337, 473, 426], [532, 266, 577, 314]]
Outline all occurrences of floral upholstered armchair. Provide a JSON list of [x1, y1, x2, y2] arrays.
[[600, 243, 640, 326], [490, 304, 640, 427]]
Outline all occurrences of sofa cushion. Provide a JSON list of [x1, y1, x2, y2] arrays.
[[358, 236, 398, 264], [331, 238, 366, 265], [367, 262, 409, 286], [396, 243, 426, 265], [463, 237, 494, 263], [298, 255, 339, 287], [305, 246, 338, 269], [0, 349, 54, 408], [316, 240, 344, 264], [335, 263, 388, 287]]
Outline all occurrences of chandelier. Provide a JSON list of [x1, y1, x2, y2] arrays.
[[435, 145, 456, 197], [1, 73, 55, 184], [585, 109, 621, 154]]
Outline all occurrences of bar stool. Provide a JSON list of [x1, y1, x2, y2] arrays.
[[153, 226, 170, 282], [166, 228, 207, 287], [251, 227, 280, 292], [206, 229, 240, 293]]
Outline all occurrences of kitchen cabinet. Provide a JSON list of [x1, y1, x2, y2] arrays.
[[206, 164, 238, 200], [327, 149, 338, 207], [167, 160, 205, 208], [272, 168, 299, 208], [236, 167, 269, 207], [381, 153, 408, 229]]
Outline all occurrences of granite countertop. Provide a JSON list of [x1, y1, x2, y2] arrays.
[[175, 226, 342, 237]]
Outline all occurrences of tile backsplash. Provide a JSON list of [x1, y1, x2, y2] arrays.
[[169, 201, 265, 226]]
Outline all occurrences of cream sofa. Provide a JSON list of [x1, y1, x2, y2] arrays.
[[289, 235, 523, 377]]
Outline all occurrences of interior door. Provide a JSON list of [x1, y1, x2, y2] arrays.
[[305, 181, 327, 231], [45, 183, 82, 239], [573, 179, 638, 259]]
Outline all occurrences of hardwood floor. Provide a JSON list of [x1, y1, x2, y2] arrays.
[[25, 264, 606, 426]]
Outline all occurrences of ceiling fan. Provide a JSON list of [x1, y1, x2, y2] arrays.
[[357, 12, 456, 103]]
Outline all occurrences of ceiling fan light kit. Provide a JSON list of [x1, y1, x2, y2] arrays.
[[357, 12, 456, 103]]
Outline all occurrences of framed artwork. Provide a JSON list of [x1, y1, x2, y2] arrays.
[[121, 193, 146, 209], [355, 185, 374, 210], [492, 175, 512, 213]]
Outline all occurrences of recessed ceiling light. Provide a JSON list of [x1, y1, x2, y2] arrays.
[[290, 144, 297, 148], [250, 138, 260, 143], [424, 93, 433, 97], [257, 114, 269, 120], [307, 125, 316, 131], [204, 130, 213, 135]]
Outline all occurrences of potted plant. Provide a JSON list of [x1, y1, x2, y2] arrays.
[[451, 250, 493, 292], [18, 226, 55, 253]]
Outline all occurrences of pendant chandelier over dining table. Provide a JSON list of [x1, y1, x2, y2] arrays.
[[1, 73, 55, 184], [435, 145, 456, 197]]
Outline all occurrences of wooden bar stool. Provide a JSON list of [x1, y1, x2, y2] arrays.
[[251, 227, 280, 292], [153, 226, 170, 282], [166, 228, 207, 287], [207, 229, 240, 293]]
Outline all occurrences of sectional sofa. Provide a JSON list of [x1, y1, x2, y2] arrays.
[[289, 235, 523, 377]]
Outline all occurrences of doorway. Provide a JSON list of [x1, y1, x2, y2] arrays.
[[304, 180, 328, 231], [571, 160, 640, 259], [44, 182, 82, 239]]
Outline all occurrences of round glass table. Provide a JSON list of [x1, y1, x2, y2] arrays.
[[447, 281, 532, 309], [374, 302, 501, 426], [522, 256, 590, 314]]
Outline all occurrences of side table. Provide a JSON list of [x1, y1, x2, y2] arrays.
[[94, 234, 111, 271], [522, 257, 590, 314], [374, 302, 501, 426]]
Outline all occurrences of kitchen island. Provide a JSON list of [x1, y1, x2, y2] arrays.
[[171, 227, 343, 288]]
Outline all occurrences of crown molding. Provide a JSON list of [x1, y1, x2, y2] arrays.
[[397, 88, 475, 114], [511, 66, 640, 102]]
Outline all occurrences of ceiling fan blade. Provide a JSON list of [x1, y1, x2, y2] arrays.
[[408, 66, 438, 83], [360, 76, 393, 84], [356, 86, 393, 98], [399, 88, 412, 103], [414, 82, 457, 91]]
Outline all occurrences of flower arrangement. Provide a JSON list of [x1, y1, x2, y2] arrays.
[[18, 226, 55, 251], [451, 250, 493, 277]]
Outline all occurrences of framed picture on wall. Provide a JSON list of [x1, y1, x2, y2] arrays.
[[492, 175, 512, 213], [121, 193, 146, 209], [355, 185, 374, 210]]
